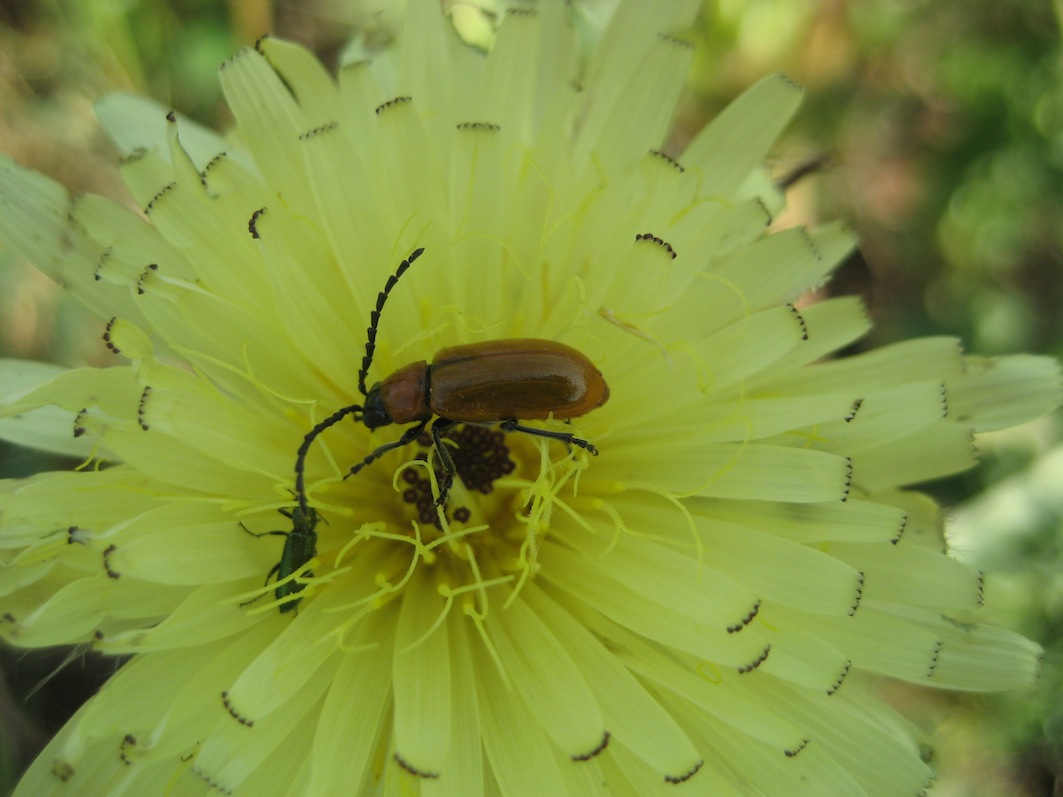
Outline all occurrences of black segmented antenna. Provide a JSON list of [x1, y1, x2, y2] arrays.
[[358, 248, 425, 397], [295, 247, 426, 514]]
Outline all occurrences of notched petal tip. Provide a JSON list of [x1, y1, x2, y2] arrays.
[[375, 96, 413, 116], [51, 760, 75, 782], [221, 690, 255, 727], [664, 758, 704, 784], [725, 599, 761, 634], [103, 544, 121, 579], [826, 660, 852, 696], [193, 765, 235, 795], [737, 644, 771, 674], [571, 730, 611, 762], [144, 182, 176, 215], [456, 121, 502, 132], [634, 232, 677, 260], [248, 207, 266, 239], [298, 121, 339, 141], [648, 148, 685, 173], [393, 752, 441, 779]]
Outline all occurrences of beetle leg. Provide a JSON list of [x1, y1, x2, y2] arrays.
[[240, 522, 290, 539], [429, 418, 457, 507], [346, 418, 430, 480], [499, 419, 599, 456], [238, 561, 282, 608]]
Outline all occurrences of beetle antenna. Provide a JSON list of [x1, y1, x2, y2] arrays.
[[358, 248, 426, 397], [294, 404, 363, 514]]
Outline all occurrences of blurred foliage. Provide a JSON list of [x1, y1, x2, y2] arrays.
[[0, 0, 1061, 794]]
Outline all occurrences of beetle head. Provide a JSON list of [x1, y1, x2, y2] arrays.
[[361, 383, 393, 429]]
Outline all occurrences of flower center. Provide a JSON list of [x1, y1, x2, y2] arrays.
[[314, 424, 590, 624], [398, 425, 517, 527]]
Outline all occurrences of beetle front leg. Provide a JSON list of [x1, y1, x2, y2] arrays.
[[346, 418, 429, 480]]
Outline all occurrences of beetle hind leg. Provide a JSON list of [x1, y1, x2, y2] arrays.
[[498, 420, 599, 456]]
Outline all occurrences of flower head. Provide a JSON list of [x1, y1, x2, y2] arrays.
[[1, 2, 1059, 795]]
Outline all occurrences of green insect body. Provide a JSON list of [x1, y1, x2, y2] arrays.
[[243, 505, 318, 613]]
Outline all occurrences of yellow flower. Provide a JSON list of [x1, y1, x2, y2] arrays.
[[1, 2, 1059, 795]]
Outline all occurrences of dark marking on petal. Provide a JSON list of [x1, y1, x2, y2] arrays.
[[893, 512, 908, 545], [738, 644, 771, 674], [844, 398, 863, 422], [784, 738, 809, 758], [841, 457, 853, 502], [800, 226, 822, 261], [103, 317, 120, 354], [166, 110, 177, 124], [927, 641, 943, 677], [648, 149, 684, 173], [572, 731, 610, 762], [193, 765, 234, 795], [456, 121, 501, 132], [787, 303, 809, 340], [119, 146, 148, 166], [634, 232, 677, 260], [849, 572, 864, 616], [144, 182, 176, 215], [726, 600, 761, 633], [939, 383, 949, 418], [976, 571, 985, 607], [393, 753, 440, 779], [103, 544, 120, 579], [754, 196, 774, 226], [74, 408, 88, 438], [2, 612, 16, 624], [221, 691, 254, 727], [506, 7, 536, 17], [658, 33, 694, 49], [200, 152, 228, 187], [137, 387, 152, 431], [136, 263, 158, 295], [298, 121, 339, 140], [375, 96, 412, 115], [665, 759, 704, 784], [120, 733, 137, 765], [827, 660, 851, 695], [93, 629, 105, 641], [67, 526, 88, 545], [51, 760, 75, 782], [249, 207, 266, 239], [94, 247, 114, 281]]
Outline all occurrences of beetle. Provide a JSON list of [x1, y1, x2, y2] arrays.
[[241, 504, 318, 613], [294, 247, 609, 509]]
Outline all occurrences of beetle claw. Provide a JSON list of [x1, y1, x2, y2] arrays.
[[431, 474, 454, 508]]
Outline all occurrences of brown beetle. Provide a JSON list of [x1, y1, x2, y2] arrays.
[[294, 248, 608, 510]]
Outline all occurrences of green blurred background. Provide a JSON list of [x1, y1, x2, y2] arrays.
[[0, 0, 1061, 794]]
